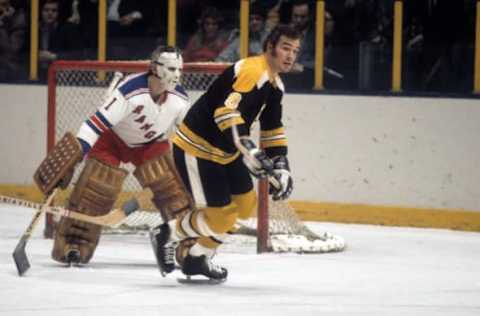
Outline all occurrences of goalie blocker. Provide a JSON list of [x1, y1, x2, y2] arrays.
[[34, 132, 84, 195]]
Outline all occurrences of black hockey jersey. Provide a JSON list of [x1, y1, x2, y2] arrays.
[[173, 54, 288, 164]]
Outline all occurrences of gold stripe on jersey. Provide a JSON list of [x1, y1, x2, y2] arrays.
[[214, 107, 245, 131], [260, 127, 288, 148], [173, 123, 240, 165]]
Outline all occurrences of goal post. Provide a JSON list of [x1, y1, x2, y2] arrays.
[[46, 60, 345, 254]]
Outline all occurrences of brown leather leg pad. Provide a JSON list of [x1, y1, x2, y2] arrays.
[[52, 159, 127, 264], [134, 154, 194, 222]]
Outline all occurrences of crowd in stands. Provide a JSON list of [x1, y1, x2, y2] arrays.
[[0, 0, 476, 94]]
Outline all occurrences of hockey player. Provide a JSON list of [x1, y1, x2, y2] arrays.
[[151, 24, 301, 281], [33, 46, 194, 265]]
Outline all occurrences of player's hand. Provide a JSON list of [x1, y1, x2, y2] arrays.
[[269, 156, 293, 201], [240, 138, 274, 178]]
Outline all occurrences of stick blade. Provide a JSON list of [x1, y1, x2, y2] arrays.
[[12, 239, 30, 276], [122, 198, 139, 216]]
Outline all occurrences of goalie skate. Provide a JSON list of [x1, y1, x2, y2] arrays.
[[65, 248, 81, 266], [149, 223, 177, 276], [180, 254, 228, 283]]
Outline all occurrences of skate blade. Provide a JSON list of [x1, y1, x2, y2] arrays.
[[177, 276, 226, 285]]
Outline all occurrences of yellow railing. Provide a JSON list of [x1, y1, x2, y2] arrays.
[[391, 0, 403, 92], [475, 0, 480, 93], [314, 0, 325, 90], [29, 0, 39, 80]]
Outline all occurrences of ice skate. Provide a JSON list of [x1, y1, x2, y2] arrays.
[[65, 248, 81, 266], [180, 254, 227, 284], [149, 223, 178, 276]]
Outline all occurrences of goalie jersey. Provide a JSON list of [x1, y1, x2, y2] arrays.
[[77, 72, 189, 152], [173, 54, 288, 165]]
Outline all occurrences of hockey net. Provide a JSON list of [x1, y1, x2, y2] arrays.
[[47, 60, 345, 254]]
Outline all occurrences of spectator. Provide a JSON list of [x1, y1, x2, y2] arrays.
[[0, 0, 27, 81], [70, 0, 152, 59], [38, 0, 82, 81], [215, 3, 268, 62], [344, 0, 393, 90], [182, 6, 228, 62], [289, 0, 315, 72], [106, 0, 150, 38], [264, 0, 283, 32], [419, 0, 470, 92]]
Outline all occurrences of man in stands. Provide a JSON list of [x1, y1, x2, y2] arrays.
[[33, 46, 193, 265], [151, 24, 300, 282]]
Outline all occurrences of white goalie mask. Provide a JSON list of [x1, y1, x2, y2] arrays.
[[151, 48, 183, 92]]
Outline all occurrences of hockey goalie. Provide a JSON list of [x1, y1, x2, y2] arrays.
[[34, 45, 194, 265]]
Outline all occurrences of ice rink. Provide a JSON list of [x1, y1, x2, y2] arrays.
[[1, 203, 479, 316]]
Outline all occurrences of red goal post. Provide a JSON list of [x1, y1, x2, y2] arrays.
[[46, 60, 345, 254]]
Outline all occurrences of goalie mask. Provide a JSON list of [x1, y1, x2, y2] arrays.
[[151, 46, 183, 92]]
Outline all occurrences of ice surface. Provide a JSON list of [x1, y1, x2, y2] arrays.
[[1, 204, 479, 316]]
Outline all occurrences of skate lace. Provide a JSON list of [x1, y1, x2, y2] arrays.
[[164, 242, 178, 265], [206, 258, 224, 273]]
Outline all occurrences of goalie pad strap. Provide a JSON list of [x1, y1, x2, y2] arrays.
[[52, 158, 127, 264], [34, 132, 83, 194], [134, 153, 193, 222]]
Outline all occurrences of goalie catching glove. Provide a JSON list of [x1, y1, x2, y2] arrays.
[[238, 137, 274, 178], [269, 156, 293, 201]]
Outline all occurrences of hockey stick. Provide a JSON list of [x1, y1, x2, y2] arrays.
[[2, 194, 140, 228], [12, 188, 59, 276], [10, 193, 139, 276], [231, 124, 281, 190]]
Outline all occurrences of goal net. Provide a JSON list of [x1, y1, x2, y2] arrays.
[[47, 60, 345, 254]]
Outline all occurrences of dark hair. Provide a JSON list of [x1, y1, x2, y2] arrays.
[[291, 0, 312, 9], [198, 6, 223, 26], [150, 45, 181, 63], [262, 24, 301, 52], [250, 2, 267, 20]]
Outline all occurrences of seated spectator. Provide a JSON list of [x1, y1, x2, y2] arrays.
[[264, 0, 282, 32], [107, 0, 150, 38], [0, 0, 27, 81], [182, 7, 228, 62], [38, 0, 82, 81], [289, 0, 315, 72], [215, 3, 268, 62], [68, 0, 152, 59]]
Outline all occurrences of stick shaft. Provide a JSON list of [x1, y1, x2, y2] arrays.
[[21, 190, 58, 239], [2, 194, 137, 227], [12, 188, 58, 276]]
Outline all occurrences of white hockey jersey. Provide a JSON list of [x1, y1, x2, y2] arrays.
[[77, 72, 190, 151]]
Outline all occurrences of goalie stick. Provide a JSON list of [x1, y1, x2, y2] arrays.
[[2, 195, 140, 228], [9, 193, 139, 276], [12, 188, 59, 276]]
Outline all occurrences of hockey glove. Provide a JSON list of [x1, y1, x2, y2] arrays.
[[269, 156, 293, 201], [239, 138, 274, 178]]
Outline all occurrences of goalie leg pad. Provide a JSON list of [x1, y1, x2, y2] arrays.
[[52, 158, 128, 264], [34, 132, 83, 194], [134, 154, 193, 222]]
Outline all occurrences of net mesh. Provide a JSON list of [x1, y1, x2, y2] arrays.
[[49, 61, 345, 253]]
